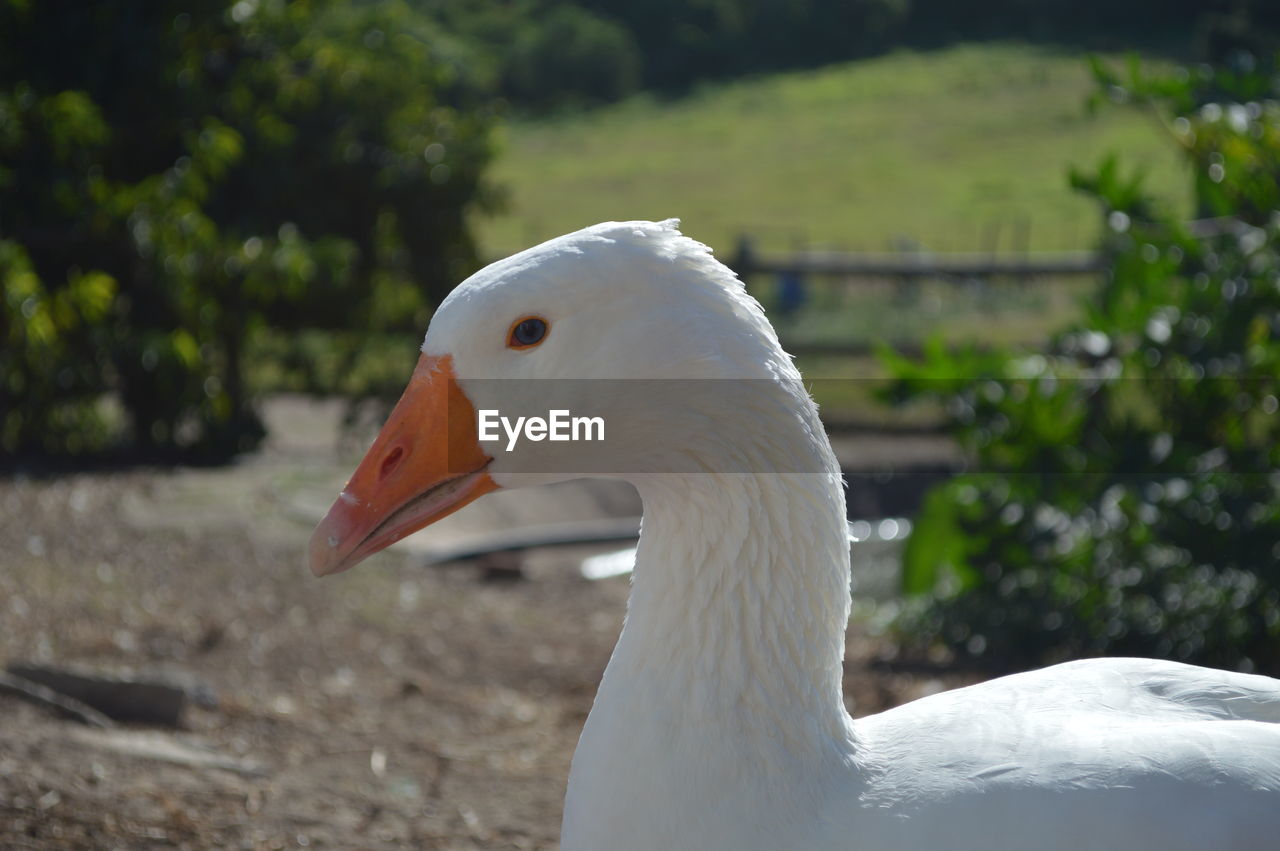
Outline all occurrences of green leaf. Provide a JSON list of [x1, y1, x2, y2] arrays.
[[901, 482, 972, 596]]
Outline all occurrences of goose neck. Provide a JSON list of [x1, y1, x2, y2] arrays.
[[612, 465, 854, 747]]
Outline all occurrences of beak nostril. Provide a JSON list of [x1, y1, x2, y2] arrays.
[[379, 446, 406, 481]]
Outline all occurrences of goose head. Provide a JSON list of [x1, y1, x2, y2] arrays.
[[309, 219, 804, 577]]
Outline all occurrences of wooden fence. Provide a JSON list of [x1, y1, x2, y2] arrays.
[[728, 238, 1105, 283], [727, 237, 1108, 358]]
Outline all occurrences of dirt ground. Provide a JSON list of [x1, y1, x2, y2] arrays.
[[0, 398, 973, 850]]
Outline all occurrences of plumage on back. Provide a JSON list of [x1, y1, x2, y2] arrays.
[[854, 658, 1280, 850]]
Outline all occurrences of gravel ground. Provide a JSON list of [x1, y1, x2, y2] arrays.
[[0, 398, 974, 850]]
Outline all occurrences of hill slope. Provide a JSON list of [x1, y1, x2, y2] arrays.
[[478, 44, 1187, 257]]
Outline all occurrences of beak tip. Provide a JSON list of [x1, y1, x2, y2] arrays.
[[308, 520, 346, 578]]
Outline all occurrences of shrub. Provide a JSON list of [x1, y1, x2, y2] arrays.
[[0, 0, 500, 461], [882, 52, 1280, 673]]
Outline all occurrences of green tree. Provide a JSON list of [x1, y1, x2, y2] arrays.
[[1, 0, 500, 460], [882, 51, 1280, 673]]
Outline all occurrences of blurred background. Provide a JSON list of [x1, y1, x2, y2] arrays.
[[2, 1, 1278, 848]]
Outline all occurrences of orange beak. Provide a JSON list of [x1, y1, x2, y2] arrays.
[[309, 354, 496, 577]]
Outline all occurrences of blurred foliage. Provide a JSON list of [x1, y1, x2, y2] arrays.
[[415, 0, 915, 109], [906, 0, 1280, 53], [573, 0, 910, 93], [0, 0, 500, 461], [419, 0, 641, 111], [415, 0, 1280, 112], [881, 51, 1280, 673]]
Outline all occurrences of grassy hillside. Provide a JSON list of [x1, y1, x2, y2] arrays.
[[478, 44, 1188, 258]]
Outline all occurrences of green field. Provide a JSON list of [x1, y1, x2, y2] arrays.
[[478, 44, 1188, 259], [265, 45, 1193, 420]]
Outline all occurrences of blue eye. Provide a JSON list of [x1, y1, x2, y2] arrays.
[[509, 316, 548, 348]]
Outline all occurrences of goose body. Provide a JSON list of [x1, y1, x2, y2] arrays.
[[311, 220, 1280, 849]]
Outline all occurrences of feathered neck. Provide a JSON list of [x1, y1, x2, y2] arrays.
[[561, 377, 858, 847], [621, 466, 853, 742]]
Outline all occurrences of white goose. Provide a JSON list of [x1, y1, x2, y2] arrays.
[[310, 220, 1280, 850]]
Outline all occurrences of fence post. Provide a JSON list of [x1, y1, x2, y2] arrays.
[[731, 235, 757, 286]]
